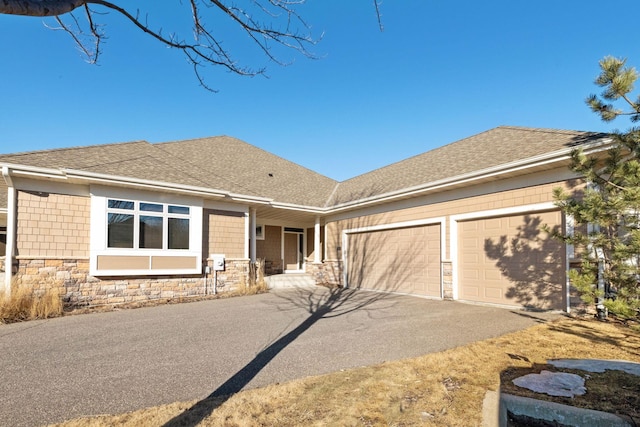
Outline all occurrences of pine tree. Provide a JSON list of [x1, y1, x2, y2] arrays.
[[555, 56, 640, 319]]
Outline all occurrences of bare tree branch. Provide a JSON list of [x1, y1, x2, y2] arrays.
[[373, 0, 383, 31], [1, 0, 383, 91]]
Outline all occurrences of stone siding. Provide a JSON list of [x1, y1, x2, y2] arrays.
[[306, 260, 342, 287], [16, 257, 250, 307], [442, 261, 453, 299]]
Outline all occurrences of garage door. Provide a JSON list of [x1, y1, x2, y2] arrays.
[[347, 224, 441, 297], [458, 210, 565, 310]]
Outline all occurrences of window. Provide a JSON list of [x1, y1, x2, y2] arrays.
[[106, 199, 191, 250], [0, 226, 6, 257], [256, 223, 265, 240]]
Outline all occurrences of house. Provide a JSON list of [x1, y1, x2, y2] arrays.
[[0, 126, 610, 311]]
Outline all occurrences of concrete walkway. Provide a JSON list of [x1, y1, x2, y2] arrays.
[[0, 287, 559, 426]]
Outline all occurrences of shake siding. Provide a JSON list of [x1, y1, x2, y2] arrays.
[[16, 191, 90, 257], [326, 179, 578, 260], [256, 225, 281, 261], [207, 210, 245, 258]]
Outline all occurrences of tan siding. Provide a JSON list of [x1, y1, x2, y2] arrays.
[[97, 255, 148, 270], [16, 191, 90, 257], [256, 225, 281, 262], [151, 256, 198, 270], [206, 209, 245, 258], [326, 179, 576, 260]]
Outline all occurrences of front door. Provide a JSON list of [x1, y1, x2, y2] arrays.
[[284, 229, 304, 272]]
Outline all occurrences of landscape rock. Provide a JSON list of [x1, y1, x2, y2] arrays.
[[512, 370, 586, 398]]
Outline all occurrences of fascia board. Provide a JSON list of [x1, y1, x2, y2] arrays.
[[227, 193, 273, 204], [62, 169, 230, 198], [0, 163, 67, 180], [269, 202, 327, 214]]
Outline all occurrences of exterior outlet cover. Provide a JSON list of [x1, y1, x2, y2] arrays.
[[211, 254, 225, 271]]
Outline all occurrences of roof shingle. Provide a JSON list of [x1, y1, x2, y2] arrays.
[[327, 126, 607, 206], [0, 126, 608, 209]]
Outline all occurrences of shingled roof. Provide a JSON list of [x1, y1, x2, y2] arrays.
[[327, 126, 607, 206], [0, 140, 254, 194], [156, 136, 338, 206], [0, 126, 608, 210]]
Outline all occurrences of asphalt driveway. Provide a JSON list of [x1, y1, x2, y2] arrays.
[[0, 287, 559, 426]]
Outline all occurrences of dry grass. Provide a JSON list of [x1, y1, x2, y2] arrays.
[[501, 364, 640, 419], [0, 280, 63, 324], [52, 316, 640, 427]]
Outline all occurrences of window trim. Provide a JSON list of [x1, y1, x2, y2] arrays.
[[90, 188, 202, 276], [106, 198, 191, 251]]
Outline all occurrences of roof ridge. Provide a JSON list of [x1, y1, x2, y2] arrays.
[[496, 125, 602, 135], [0, 140, 150, 158], [324, 182, 341, 207]]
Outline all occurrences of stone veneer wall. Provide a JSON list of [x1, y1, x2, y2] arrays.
[[16, 257, 250, 307], [442, 261, 453, 299], [306, 260, 342, 287]]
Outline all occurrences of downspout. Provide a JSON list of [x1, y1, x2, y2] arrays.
[[2, 167, 15, 294], [565, 214, 575, 314]]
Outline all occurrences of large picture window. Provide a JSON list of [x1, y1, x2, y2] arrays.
[[107, 199, 191, 250]]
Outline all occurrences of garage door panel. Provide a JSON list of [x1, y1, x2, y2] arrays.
[[348, 224, 441, 297], [464, 286, 479, 297], [484, 287, 503, 299], [458, 211, 565, 310], [462, 237, 480, 249]]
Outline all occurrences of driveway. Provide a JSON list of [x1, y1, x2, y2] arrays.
[[0, 287, 559, 426]]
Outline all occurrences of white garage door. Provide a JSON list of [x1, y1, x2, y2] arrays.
[[458, 210, 565, 310], [347, 224, 441, 297]]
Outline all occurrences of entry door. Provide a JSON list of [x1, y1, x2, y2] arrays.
[[284, 230, 304, 271]]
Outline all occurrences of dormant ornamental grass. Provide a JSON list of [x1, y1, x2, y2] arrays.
[[0, 280, 63, 323]]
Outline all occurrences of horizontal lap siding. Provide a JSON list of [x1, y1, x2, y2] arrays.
[[347, 224, 441, 297]]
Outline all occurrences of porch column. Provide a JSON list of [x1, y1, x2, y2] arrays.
[[314, 216, 321, 263], [249, 207, 257, 263], [3, 167, 15, 293]]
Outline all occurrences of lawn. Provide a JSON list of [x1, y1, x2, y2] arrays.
[[52, 316, 640, 427]]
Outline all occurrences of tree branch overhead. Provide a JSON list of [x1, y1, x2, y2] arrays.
[[0, 0, 338, 91]]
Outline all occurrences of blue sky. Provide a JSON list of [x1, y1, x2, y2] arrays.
[[1, 0, 639, 181]]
